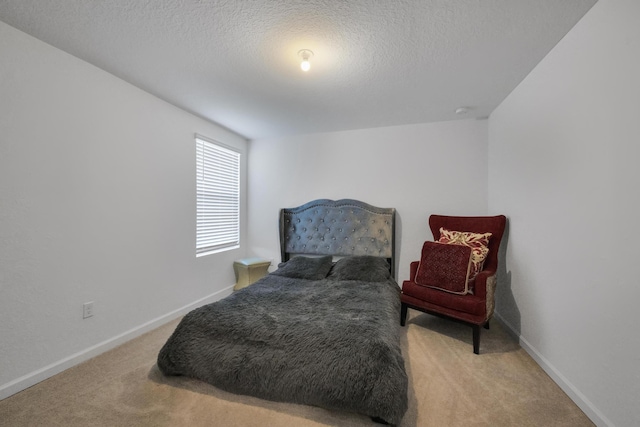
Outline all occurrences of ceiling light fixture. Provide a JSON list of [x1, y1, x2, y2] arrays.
[[298, 49, 314, 72], [455, 107, 470, 115]]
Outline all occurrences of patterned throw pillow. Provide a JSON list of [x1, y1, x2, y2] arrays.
[[415, 241, 473, 294], [438, 227, 491, 282]]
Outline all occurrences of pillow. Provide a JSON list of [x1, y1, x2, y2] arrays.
[[438, 227, 491, 282], [327, 256, 391, 282], [272, 255, 333, 280], [415, 241, 472, 294]]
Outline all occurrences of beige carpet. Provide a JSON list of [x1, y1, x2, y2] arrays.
[[0, 310, 593, 426]]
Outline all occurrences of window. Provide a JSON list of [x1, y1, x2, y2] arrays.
[[196, 135, 241, 256]]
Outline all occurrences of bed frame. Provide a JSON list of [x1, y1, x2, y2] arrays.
[[158, 198, 406, 425], [279, 199, 396, 278]]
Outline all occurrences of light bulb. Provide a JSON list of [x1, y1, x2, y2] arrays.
[[298, 49, 313, 72]]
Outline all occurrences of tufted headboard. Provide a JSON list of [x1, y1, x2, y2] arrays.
[[279, 199, 397, 278]]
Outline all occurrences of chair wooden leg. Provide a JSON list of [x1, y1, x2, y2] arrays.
[[400, 303, 408, 326], [472, 324, 480, 354]]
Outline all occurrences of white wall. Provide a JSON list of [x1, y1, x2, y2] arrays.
[[488, 0, 640, 425], [0, 22, 247, 399], [247, 119, 489, 283]]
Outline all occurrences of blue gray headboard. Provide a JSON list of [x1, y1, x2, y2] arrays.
[[279, 199, 397, 278]]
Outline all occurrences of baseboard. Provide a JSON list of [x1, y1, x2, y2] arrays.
[[494, 312, 613, 427], [0, 285, 234, 401]]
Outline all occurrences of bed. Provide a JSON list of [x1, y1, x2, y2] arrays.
[[157, 199, 408, 425]]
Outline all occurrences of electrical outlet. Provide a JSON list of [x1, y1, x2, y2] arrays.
[[83, 301, 94, 319]]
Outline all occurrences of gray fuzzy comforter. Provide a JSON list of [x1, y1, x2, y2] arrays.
[[157, 261, 408, 424]]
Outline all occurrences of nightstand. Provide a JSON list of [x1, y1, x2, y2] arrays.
[[233, 258, 271, 290]]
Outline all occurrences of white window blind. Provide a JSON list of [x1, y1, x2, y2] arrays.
[[196, 136, 240, 256]]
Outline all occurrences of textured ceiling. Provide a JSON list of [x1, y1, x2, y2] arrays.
[[0, 0, 597, 140]]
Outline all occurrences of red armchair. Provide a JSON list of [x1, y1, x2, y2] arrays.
[[401, 215, 507, 354]]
